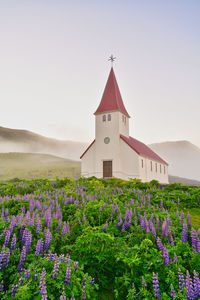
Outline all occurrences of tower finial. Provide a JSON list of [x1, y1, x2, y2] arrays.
[[108, 54, 116, 67]]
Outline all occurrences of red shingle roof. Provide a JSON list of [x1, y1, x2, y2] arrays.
[[120, 134, 168, 165], [94, 67, 130, 117], [80, 140, 95, 159]]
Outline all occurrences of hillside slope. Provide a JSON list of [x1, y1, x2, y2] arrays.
[[0, 126, 88, 160], [0, 153, 80, 179], [149, 141, 200, 181]]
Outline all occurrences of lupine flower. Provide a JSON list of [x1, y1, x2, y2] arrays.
[[187, 212, 191, 227], [193, 270, 200, 298], [24, 269, 30, 279], [0, 280, 3, 292], [61, 222, 70, 236], [152, 272, 160, 299], [186, 270, 194, 299], [157, 237, 164, 253], [11, 234, 16, 251], [57, 219, 61, 231], [65, 264, 71, 285], [52, 260, 60, 280], [176, 210, 179, 218], [173, 253, 178, 263], [180, 210, 184, 220], [35, 238, 43, 256], [39, 269, 47, 295], [60, 287, 66, 300], [44, 230, 52, 251], [162, 247, 170, 266], [170, 284, 176, 297], [36, 219, 42, 234], [178, 268, 185, 291], [18, 246, 27, 271], [73, 261, 79, 271], [182, 222, 188, 243], [11, 284, 18, 298], [4, 230, 11, 247], [191, 228, 198, 251]]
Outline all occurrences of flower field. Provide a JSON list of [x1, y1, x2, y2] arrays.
[[0, 177, 200, 299]]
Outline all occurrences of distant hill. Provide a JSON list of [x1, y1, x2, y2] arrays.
[[149, 141, 200, 181], [0, 126, 88, 161], [0, 152, 80, 180]]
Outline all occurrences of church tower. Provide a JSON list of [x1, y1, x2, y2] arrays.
[[93, 67, 130, 178]]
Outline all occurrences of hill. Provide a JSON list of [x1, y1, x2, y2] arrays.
[[0, 152, 80, 179], [0, 126, 88, 161], [149, 140, 200, 181]]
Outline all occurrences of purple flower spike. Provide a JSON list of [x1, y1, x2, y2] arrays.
[[170, 284, 176, 298], [152, 272, 160, 299], [182, 222, 188, 243], [65, 264, 71, 285], [186, 270, 194, 299], [178, 268, 185, 291], [193, 270, 200, 298], [187, 213, 191, 227], [102, 223, 108, 231]]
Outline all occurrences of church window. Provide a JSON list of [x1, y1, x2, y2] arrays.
[[108, 114, 111, 121], [155, 163, 157, 172], [160, 164, 162, 173], [122, 115, 124, 122], [103, 115, 106, 122], [141, 159, 143, 168], [150, 161, 152, 171]]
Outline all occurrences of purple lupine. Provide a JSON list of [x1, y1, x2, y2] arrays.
[[173, 253, 178, 263], [57, 219, 61, 231], [157, 237, 164, 253], [160, 199, 163, 211], [60, 287, 66, 300], [0, 280, 3, 292], [152, 272, 160, 299], [36, 218, 42, 234], [186, 270, 194, 299], [156, 216, 160, 230], [11, 284, 18, 298], [18, 246, 27, 271], [191, 228, 198, 251], [24, 269, 30, 279], [4, 230, 11, 247], [24, 231, 32, 253], [73, 261, 79, 271], [187, 212, 191, 227], [11, 234, 16, 251], [197, 239, 200, 253], [65, 264, 71, 285], [39, 269, 48, 299], [35, 238, 43, 256], [162, 247, 170, 266], [161, 220, 167, 237], [170, 284, 176, 297], [182, 222, 188, 243], [176, 210, 179, 218], [178, 268, 185, 291], [180, 210, 184, 220], [61, 222, 70, 236], [193, 270, 200, 298], [44, 230, 52, 251], [52, 260, 60, 280]]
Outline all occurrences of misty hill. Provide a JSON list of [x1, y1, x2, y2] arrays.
[[0, 126, 88, 161], [149, 141, 200, 181], [0, 153, 80, 180]]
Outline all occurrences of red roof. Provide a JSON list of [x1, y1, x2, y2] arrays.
[[94, 67, 130, 117], [80, 140, 95, 159], [120, 134, 168, 165]]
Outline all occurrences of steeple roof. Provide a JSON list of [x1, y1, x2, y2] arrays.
[[94, 67, 130, 117]]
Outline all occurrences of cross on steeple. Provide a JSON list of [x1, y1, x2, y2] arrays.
[[108, 54, 116, 67]]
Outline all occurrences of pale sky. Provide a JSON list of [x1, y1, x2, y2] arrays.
[[0, 0, 200, 146]]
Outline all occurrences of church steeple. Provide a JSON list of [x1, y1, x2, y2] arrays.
[[94, 67, 130, 118]]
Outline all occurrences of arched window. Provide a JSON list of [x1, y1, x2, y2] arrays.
[[108, 114, 111, 121], [103, 115, 106, 122], [155, 163, 157, 172], [141, 159, 144, 168], [160, 164, 162, 173], [150, 161, 153, 171]]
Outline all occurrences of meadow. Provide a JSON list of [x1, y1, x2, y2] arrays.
[[0, 177, 199, 299]]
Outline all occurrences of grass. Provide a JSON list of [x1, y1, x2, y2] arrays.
[[0, 152, 81, 179]]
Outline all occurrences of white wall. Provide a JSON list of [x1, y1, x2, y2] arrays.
[[138, 155, 169, 184]]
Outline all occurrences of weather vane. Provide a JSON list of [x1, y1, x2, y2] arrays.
[[108, 54, 116, 67]]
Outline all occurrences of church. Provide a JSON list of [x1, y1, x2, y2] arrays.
[[80, 65, 169, 184]]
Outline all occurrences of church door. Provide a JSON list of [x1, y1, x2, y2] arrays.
[[103, 161, 112, 178]]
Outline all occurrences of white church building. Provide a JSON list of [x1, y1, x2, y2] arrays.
[[80, 66, 169, 184]]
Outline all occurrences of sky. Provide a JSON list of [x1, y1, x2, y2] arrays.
[[0, 0, 200, 146]]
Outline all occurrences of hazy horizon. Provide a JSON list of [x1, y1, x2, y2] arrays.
[[1, 1, 200, 147]]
